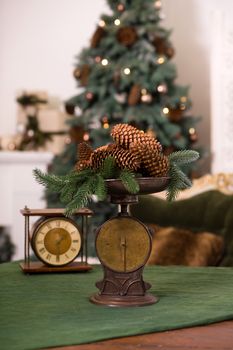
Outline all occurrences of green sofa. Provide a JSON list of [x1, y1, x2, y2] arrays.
[[130, 190, 233, 266]]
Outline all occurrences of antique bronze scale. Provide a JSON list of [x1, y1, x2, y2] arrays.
[[90, 177, 169, 307]]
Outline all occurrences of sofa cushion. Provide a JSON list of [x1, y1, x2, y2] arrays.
[[147, 224, 224, 266], [130, 190, 233, 266]]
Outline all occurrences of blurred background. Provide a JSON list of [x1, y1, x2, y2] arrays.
[[0, 0, 233, 262]]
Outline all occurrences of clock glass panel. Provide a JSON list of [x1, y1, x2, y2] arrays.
[[96, 217, 151, 273], [32, 217, 81, 266]]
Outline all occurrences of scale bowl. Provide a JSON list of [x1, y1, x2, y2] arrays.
[[105, 177, 170, 195]]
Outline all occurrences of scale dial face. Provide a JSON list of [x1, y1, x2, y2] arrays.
[[31, 217, 81, 266], [96, 217, 151, 273]]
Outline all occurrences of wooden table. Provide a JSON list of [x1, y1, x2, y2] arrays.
[[48, 320, 233, 350]]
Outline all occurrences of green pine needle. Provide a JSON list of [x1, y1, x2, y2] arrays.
[[166, 163, 192, 201], [93, 174, 107, 201], [168, 150, 199, 166], [119, 169, 140, 194], [100, 156, 116, 179], [33, 168, 65, 192], [65, 177, 94, 216]]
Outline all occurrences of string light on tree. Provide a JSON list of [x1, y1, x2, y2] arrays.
[[180, 104, 186, 111], [114, 19, 121, 26], [85, 92, 94, 101], [117, 3, 125, 12], [157, 56, 166, 64], [99, 20, 106, 28], [95, 56, 102, 63], [157, 83, 167, 94], [101, 58, 109, 66], [123, 67, 131, 75], [101, 116, 110, 129], [141, 89, 152, 103], [83, 132, 90, 142], [189, 127, 198, 142], [180, 96, 187, 103], [154, 0, 162, 9], [162, 107, 170, 115]]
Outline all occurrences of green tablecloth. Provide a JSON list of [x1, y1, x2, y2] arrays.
[[0, 262, 233, 350]]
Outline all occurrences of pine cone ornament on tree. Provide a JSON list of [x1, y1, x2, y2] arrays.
[[111, 123, 162, 152], [117, 26, 138, 47], [128, 84, 141, 106], [130, 142, 169, 177], [91, 26, 106, 48], [73, 64, 90, 86], [90, 144, 140, 172]]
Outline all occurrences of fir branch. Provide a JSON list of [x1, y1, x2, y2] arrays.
[[62, 168, 94, 183], [65, 177, 94, 216], [100, 156, 116, 179], [33, 169, 65, 192], [119, 169, 140, 194], [168, 150, 199, 166], [60, 183, 76, 204], [166, 163, 192, 201], [93, 174, 107, 201]]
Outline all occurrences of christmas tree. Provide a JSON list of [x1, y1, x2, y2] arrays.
[[48, 0, 201, 226]]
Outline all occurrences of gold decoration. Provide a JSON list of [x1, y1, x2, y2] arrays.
[[117, 26, 138, 47]]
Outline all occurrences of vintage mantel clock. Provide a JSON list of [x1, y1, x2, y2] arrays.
[[20, 207, 93, 273], [90, 177, 169, 307]]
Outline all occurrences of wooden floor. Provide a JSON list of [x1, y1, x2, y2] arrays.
[[49, 320, 233, 350]]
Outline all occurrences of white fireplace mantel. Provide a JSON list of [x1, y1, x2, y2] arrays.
[[0, 151, 53, 260]]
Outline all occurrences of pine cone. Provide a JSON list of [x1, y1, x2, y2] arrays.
[[90, 144, 140, 172], [128, 84, 141, 106], [91, 26, 106, 48], [74, 142, 93, 172], [117, 26, 138, 47], [111, 123, 162, 152], [130, 142, 169, 177], [73, 64, 90, 86], [74, 159, 90, 172], [77, 142, 93, 161]]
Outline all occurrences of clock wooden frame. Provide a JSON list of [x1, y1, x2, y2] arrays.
[[19, 207, 93, 273]]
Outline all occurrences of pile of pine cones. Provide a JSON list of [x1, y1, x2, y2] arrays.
[[75, 123, 169, 177]]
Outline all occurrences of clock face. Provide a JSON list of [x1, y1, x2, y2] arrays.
[[96, 217, 151, 273], [31, 217, 82, 266]]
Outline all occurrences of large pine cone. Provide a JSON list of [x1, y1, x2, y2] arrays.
[[130, 142, 169, 177], [111, 123, 162, 152], [90, 144, 140, 172]]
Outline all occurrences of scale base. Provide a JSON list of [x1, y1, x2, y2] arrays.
[[90, 293, 159, 307], [19, 261, 92, 274]]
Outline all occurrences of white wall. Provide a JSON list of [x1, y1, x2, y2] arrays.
[[0, 0, 108, 134], [1, 0, 233, 172]]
